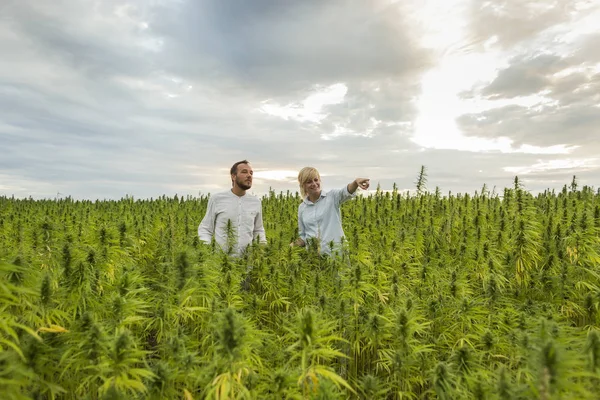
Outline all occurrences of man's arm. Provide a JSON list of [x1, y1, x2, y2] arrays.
[[198, 197, 216, 243], [253, 205, 267, 244]]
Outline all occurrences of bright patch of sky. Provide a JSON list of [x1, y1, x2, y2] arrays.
[[410, 0, 590, 155], [254, 170, 298, 182]]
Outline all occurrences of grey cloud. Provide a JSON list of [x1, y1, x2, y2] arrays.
[[325, 80, 420, 127], [480, 54, 566, 99], [554, 73, 600, 106], [460, 53, 568, 100], [574, 33, 600, 64], [466, 0, 582, 50], [458, 52, 600, 148], [457, 102, 600, 149], [153, 0, 431, 95], [3, 1, 156, 80]]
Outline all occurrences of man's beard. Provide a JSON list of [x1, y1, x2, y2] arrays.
[[236, 177, 252, 190]]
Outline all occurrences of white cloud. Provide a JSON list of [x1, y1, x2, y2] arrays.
[[504, 158, 599, 175], [514, 144, 579, 155], [320, 117, 381, 141], [259, 83, 348, 123]]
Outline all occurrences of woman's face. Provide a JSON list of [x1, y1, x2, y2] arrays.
[[303, 176, 321, 198]]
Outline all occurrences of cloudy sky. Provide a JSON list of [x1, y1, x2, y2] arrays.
[[1, 0, 599, 200]]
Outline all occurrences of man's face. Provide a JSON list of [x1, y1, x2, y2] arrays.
[[233, 163, 253, 190]]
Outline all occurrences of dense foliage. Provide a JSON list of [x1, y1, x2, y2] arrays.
[[1, 175, 600, 399]]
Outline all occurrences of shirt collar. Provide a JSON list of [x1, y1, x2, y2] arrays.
[[229, 189, 247, 198], [303, 191, 326, 205]]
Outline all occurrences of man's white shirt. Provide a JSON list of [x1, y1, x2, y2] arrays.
[[198, 190, 266, 255]]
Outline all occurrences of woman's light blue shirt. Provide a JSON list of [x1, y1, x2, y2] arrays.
[[298, 186, 356, 255]]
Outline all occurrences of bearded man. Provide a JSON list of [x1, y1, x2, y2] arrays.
[[198, 160, 267, 255]]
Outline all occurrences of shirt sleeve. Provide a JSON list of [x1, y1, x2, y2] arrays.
[[198, 196, 216, 243], [253, 203, 267, 244], [331, 185, 356, 207], [298, 205, 306, 241]]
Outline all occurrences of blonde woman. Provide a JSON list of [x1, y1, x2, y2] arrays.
[[292, 167, 369, 255]]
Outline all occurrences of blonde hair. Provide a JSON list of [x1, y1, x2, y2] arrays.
[[297, 167, 321, 197]]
